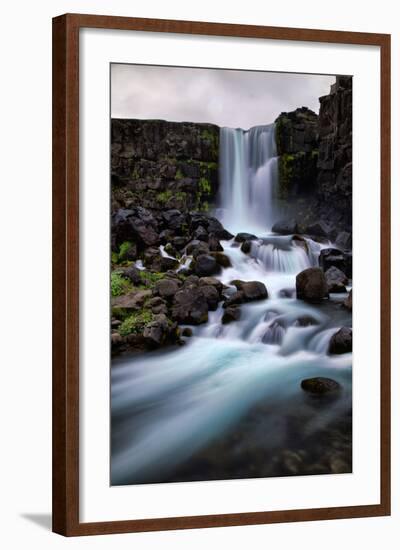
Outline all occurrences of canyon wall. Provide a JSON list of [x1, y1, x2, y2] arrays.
[[111, 119, 219, 214]]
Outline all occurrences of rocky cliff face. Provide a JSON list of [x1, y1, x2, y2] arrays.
[[111, 119, 219, 214], [316, 76, 352, 226], [275, 76, 352, 233], [275, 107, 319, 199]]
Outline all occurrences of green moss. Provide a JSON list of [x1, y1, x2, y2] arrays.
[[175, 168, 184, 180], [157, 190, 173, 203], [111, 251, 119, 264], [139, 271, 165, 286], [119, 310, 154, 336], [118, 241, 132, 260], [199, 177, 211, 194], [111, 271, 132, 297]]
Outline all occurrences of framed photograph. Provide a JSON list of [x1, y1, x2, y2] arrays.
[[52, 13, 391, 536]]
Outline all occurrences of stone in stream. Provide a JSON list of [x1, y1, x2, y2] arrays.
[[192, 254, 221, 277], [271, 219, 298, 235], [222, 306, 241, 324], [329, 327, 352, 354], [343, 289, 352, 311], [199, 285, 220, 311], [240, 240, 252, 254], [231, 280, 268, 301], [335, 231, 352, 250], [301, 377, 341, 394], [171, 287, 209, 325], [262, 321, 285, 345], [296, 267, 328, 302], [208, 235, 224, 252], [319, 248, 352, 278], [234, 232, 258, 243], [182, 327, 193, 337], [325, 266, 348, 293], [211, 251, 232, 268], [199, 276, 223, 296]]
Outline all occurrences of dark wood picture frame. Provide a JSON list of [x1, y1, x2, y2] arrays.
[[52, 13, 391, 536]]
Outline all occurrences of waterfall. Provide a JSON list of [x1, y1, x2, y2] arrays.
[[219, 124, 278, 233]]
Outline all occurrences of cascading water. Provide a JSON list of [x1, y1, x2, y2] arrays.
[[111, 121, 352, 486], [219, 124, 279, 233]]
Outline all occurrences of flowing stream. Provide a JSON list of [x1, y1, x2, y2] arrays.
[[111, 124, 352, 486]]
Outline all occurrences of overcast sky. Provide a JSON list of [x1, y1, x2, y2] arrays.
[[111, 64, 335, 129]]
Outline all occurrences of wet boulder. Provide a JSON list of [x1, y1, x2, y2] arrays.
[[211, 252, 232, 268], [343, 289, 352, 311], [325, 266, 348, 293], [319, 248, 352, 278], [186, 240, 210, 258], [208, 235, 224, 252], [193, 225, 209, 242], [199, 284, 220, 310], [234, 232, 258, 243], [329, 327, 352, 354], [182, 327, 193, 337], [222, 306, 241, 324], [199, 276, 223, 295], [171, 287, 209, 325], [223, 291, 245, 308], [240, 240, 252, 254], [296, 267, 328, 302], [192, 254, 221, 277], [241, 281, 268, 301], [271, 219, 298, 235], [335, 231, 352, 250], [301, 377, 341, 394]]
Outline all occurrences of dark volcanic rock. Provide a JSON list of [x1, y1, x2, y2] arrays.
[[305, 220, 332, 238], [143, 313, 175, 347], [171, 287, 209, 325], [122, 264, 142, 285], [240, 240, 252, 254], [325, 266, 348, 293], [211, 252, 232, 268], [111, 208, 160, 250], [208, 235, 224, 252], [234, 232, 258, 243], [319, 248, 352, 278], [192, 254, 220, 277], [272, 219, 299, 235], [301, 377, 341, 394], [186, 240, 210, 258], [155, 278, 180, 299], [199, 276, 223, 295], [223, 291, 245, 308], [222, 306, 241, 324], [335, 231, 352, 250], [329, 327, 352, 354], [343, 289, 352, 311], [199, 285, 220, 310], [182, 327, 193, 337], [232, 280, 268, 301], [296, 267, 328, 302]]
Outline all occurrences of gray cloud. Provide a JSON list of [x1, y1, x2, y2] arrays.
[[111, 64, 335, 129]]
